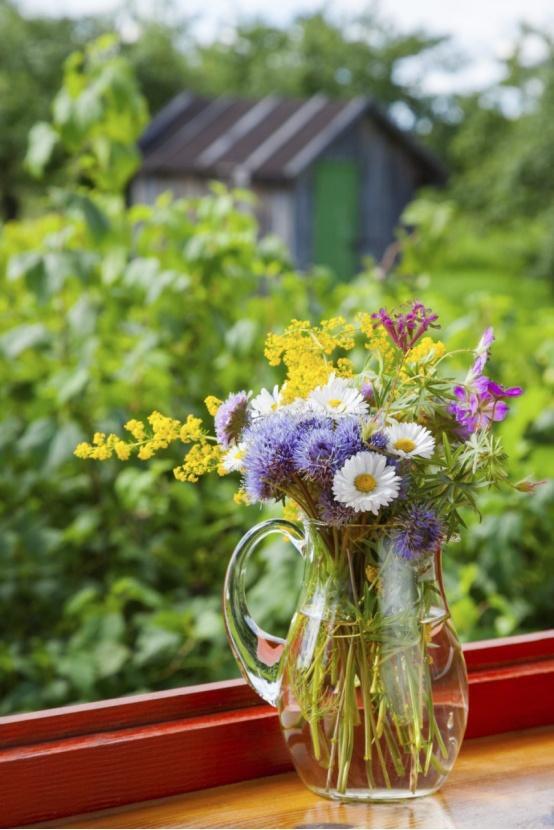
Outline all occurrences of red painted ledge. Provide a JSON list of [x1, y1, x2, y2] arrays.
[[0, 630, 552, 828]]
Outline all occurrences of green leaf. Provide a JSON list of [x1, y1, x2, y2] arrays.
[[53, 367, 90, 405], [45, 422, 83, 470], [25, 122, 59, 178], [0, 323, 49, 357], [94, 642, 130, 678], [135, 627, 181, 666]]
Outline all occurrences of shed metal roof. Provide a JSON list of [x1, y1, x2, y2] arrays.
[[139, 93, 446, 185]]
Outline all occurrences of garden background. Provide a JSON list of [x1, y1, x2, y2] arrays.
[[0, 1, 552, 714]]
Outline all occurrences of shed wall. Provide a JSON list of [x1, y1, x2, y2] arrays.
[[132, 113, 429, 274], [131, 175, 295, 255], [293, 117, 422, 273]]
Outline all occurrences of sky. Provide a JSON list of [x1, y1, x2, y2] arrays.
[[19, 0, 554, 95]]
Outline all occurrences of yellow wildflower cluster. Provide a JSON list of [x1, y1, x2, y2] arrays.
[[74, 411, 209, 468], [136, 411, 182, 460], [282, 499, 301, 522], [233, 488, 250, 505], [405, 337, 446, 366], [74, 432, 131, 461], [124, 419, 146, 441], [204, 396, 222, 416], [173, 443, 222, 483], [179, 415, 206, 444], [357, 313, 396, 370], [73, 406, 225, 486], [400, 337, 446, 381], [264, 317, 356, 402]]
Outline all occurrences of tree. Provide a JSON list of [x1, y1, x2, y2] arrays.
[[0, 0, 103, 217], [0, 4, 192, 217], [1, 4, 453, 218], [194, 10, 446, 128]]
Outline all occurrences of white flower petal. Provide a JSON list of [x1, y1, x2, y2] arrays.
[[308, 375, 368, 420], [250, 385, 282, 418], [386, 422, 435, 459], [222, 443, 247, 472], [333, 451, 401, 514]]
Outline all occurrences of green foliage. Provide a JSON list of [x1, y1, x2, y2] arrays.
[[26, 35, 148, 191], [0, 0, 105, 216], [438, 28, 554, 278], [0, 163, 328, 711], [192, 11, 444, 125], [0, 37, 330, 713]]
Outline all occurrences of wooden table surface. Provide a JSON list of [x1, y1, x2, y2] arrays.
[[46, 727, 554, 829]]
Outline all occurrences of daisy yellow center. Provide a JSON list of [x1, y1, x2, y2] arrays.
[[394, 438, 416, 453], [354, 473, 377, 493], [271, 402, 278, 411], [328, 398, 343, 408]]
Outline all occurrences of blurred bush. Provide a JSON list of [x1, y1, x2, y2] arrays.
[[0, 39, 552, 714], [0, 38, 328, 713]]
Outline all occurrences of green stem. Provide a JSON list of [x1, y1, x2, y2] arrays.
[[325, 638, 348, 792], [336, 637, 355, 793]]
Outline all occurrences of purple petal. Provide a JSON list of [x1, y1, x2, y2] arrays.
[[487, 380, 524, 398], [479, 327, 495, 350], [471, 354, 488, 376], [490, 401, 509, 421], [473, 376, 490, 395]]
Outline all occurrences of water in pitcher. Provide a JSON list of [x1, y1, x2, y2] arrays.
[[278, 611, 468, 801]]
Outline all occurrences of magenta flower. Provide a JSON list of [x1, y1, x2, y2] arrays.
[[449, 327, 523, 435], [372, 301, 439, 352]]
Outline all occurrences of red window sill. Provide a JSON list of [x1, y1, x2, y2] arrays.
[[1, 630, 553, 828]]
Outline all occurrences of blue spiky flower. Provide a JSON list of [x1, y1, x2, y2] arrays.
[[393, 504, 443, 560]]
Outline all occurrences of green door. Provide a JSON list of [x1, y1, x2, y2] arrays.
[[313, 159, 359, 279]]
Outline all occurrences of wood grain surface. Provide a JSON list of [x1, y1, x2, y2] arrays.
[[45, 726, 554, 829]]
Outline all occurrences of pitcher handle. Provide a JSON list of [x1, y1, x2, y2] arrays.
[[223, 519, 305, 707]]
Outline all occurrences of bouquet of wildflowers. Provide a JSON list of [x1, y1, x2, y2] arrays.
[[76, 302, 531, 798], [76, 301, 524, 531]]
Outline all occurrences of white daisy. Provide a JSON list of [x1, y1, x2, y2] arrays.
[[386, 422, 435, 459], [250, 385, 282, 418], [221, 443, 247, 473], [333, 451, 401, 514], [308, 375, 369, 419]]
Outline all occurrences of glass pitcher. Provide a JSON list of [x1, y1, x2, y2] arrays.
[[224, 518, 468, 802]]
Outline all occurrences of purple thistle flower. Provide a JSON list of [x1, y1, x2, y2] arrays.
[[215, 391, 250, 448], [360, 382, 373, 403], [293, 426, 338, 483], [334, 417, 365, 467], [243, 412, 304, 502], [372, 301, 439, 353], [317, 490, 358, 528], [368, 430, 388, 451], [393, 504, 443, 560]]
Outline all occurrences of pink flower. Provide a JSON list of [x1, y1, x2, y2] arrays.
[[372, 301, 439, 353]]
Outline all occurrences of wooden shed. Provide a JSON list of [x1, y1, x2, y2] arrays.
[[132, 93, 446, 278]]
